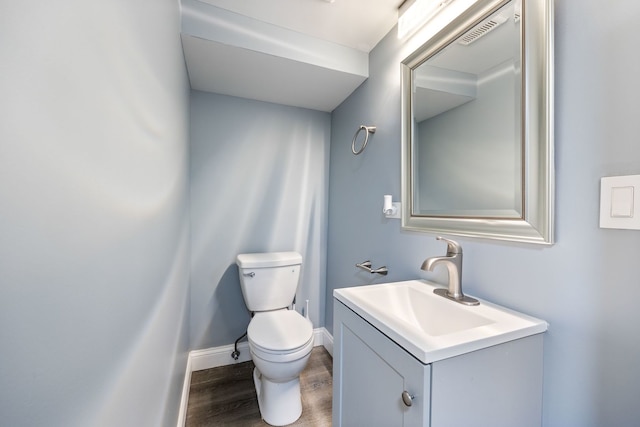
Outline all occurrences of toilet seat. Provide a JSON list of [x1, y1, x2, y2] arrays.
[[248, 310, 313, 360]]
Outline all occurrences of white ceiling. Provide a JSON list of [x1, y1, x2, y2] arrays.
[[197, 0, 401, 52], [180, 0, 402, 112]]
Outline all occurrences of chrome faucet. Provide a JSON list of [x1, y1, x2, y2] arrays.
[[421, 236, 479, 306]]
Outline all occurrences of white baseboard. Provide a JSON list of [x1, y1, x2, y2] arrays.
[[321, 327, 334, 357], [189, 327, 331, 372], [190, 341, 252, 372], [175, 354, 192, 427], [177, 327, 333, 427]]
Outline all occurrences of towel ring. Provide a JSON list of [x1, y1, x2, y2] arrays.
[[351, 125, 376, 155]]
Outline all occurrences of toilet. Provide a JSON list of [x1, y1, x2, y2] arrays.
[[236, 251, 314, 426]]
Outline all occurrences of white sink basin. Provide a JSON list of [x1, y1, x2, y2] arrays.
[[334, 280, 548, 364]]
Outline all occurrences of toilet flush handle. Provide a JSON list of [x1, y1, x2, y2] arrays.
[[243, 272, 255, 278]]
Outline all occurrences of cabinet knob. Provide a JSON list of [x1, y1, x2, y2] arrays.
[[401, 390, 414, 407]]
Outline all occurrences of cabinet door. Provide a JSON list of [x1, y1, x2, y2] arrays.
[[333, 300, 431, 427], [430, 334, 544, 427]]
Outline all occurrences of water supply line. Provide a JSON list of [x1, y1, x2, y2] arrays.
[[231, 313, 253, 360], [231, 330, 247, 360]]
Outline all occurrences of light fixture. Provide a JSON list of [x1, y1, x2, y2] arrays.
[[397, 0, 455, 39]]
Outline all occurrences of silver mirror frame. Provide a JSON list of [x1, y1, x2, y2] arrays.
[[401, 0, 554, 245]]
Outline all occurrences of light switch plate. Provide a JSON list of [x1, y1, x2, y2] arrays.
[[600, 175, 640, 230]]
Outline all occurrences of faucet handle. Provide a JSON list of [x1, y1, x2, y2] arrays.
[[436, 236, 462, 255]]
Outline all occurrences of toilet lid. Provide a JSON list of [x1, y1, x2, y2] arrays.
[[248, 310, 313, 352]]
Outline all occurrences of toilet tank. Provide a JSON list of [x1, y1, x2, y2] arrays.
[[236, 252, 302, 312]]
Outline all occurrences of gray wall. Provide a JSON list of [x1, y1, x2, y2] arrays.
[[0, 1, 190, 426], [3, 0, 639, 425], [189, 91, 330, 350], [327, 1, 640, 426]]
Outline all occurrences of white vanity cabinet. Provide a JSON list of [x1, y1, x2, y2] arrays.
[[333, 299, 545, 427], [333, 299, 431, 426]]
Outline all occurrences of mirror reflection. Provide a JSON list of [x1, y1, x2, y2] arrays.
[[412, 0, 522, 218]]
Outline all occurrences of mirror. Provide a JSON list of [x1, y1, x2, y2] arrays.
[[401, 0, 554, 245]]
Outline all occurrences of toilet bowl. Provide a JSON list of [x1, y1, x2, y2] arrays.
[[236, 252, 314, 426], [249, 310, 313, 426], [248, 310, 314, 426]]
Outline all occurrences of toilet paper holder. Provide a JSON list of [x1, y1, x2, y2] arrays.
[[356, 260, 388, 276]]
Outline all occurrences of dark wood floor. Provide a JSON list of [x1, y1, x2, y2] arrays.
[[186, 347, 333, 426]]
